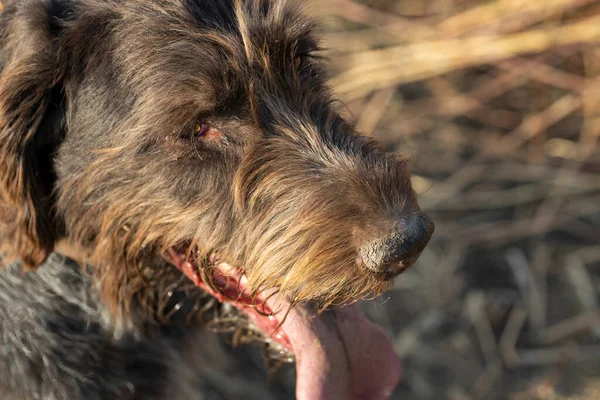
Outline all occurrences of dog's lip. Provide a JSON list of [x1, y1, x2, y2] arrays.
[[163, 247, 402, 400], [163, 248, 293, 352]]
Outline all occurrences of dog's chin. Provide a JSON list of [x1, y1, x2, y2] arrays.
[[164, 247, 402, 400]]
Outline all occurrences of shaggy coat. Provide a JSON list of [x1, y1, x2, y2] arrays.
[[0, 0, 433, 399]]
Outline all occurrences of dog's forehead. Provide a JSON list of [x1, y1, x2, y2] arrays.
[[110, 0, 316, 102], [125, 0, 314, 58], [91, 0, 322, 130]]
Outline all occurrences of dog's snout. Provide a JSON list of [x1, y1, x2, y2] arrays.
[[358, 214, 434, 279]]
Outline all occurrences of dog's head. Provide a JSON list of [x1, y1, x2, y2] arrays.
[[0, 1, 433, 398]]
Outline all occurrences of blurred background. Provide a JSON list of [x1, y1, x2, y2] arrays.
[[200, 1, 600, 398]]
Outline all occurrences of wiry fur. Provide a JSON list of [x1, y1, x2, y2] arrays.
[[0, 254, 205, 400], [0, 0, 429, 398]]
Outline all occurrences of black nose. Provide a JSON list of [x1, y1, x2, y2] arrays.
[[358, 214, 434, 279]]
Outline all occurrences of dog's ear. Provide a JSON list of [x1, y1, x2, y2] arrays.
[[0, 2, 66, 268]]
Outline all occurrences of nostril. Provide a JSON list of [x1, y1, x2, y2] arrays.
[[403, 214, 435, 255], [358, 213, 435, 279]]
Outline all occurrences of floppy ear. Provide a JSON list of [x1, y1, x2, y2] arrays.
[[0, 2, 66, 268]]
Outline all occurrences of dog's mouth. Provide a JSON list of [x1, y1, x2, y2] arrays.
[[164, 246, 401, 400]]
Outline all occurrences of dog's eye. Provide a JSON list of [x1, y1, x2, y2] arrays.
[[294, 55, 303, 70], [194, 123, 210, 137], [191, 122, 222, 142]]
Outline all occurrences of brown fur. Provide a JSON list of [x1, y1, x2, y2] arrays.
[[0, 0, 430, 324]]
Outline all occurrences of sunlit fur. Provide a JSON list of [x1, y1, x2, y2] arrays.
[[0, 0, 422, 319], [0, 1, 431, 398]]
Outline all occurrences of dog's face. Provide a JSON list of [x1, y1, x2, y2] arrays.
[[0, 1, 433, 398]]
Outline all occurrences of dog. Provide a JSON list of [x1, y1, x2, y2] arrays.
[[0, 0, 434, 399]]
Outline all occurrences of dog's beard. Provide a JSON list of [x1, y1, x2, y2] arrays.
[[164, 247, 401, 400]]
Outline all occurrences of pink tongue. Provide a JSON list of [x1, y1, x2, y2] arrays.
[[164, 251, 401, 399], [268, 296, 402, 400]]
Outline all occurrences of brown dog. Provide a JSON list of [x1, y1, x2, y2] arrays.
[[0, 1, 434, 399]]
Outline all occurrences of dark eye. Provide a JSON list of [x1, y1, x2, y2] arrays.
[[294, 55, 303, 70], [194, 123, 210, 137], [190, 121, 223, 142]]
